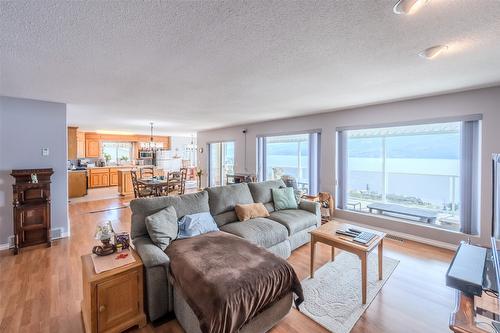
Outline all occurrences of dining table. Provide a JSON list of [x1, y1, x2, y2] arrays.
[[137, 178, 181, 196]]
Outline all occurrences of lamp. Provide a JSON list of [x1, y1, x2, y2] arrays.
[[393, 0, 429, 15], [418, 45, 448, 59]]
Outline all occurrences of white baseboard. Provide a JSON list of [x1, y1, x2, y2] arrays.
[[0, 229, 70, 251], [334, 218, 459, 251]]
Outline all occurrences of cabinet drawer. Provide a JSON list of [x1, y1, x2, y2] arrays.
[[97, 270, 140, 332]]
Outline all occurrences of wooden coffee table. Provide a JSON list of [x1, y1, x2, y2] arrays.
[[309, 221, 386, 304]]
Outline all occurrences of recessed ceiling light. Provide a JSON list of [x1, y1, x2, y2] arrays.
[[418, 45, 448, 59], [393, 0, 429, 15]]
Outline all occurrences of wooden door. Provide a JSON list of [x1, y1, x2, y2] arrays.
[[77, 131, 86, 158], [101, 173, 110, 187], [109, 170, 119, 186], [86, 140, 100, 158], [97, 270, 140, 332], [89, 173, 101, 188], [68, 127, 78, 160]]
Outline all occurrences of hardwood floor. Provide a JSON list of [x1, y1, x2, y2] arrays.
[[0, 197, 455, 333]]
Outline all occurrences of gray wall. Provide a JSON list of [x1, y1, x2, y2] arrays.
[[197, 86, 500, 247], [0, 96, 68, 247]]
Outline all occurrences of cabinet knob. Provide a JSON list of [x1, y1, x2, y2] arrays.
[[99, 305, 106, 313]]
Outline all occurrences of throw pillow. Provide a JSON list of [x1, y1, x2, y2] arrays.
[[145, 206, 178, 251], [272, 187, 299, 210], [178, 212, 219, 239], [235, 203, 270, 221]]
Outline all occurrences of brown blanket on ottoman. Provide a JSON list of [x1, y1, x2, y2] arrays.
[[166, 231, 304, 333]]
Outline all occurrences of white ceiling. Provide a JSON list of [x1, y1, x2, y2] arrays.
[[1, 1, 500, 136]]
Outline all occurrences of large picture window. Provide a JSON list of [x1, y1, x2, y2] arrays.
[[258, 132, 320, 194], [337, 117, 480, 233], [208, 141, 235, 187]]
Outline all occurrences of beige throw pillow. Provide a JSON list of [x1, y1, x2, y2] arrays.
[[235, 203, 270, 221]]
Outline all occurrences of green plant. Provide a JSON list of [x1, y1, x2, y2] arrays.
[[103, 153, 112, 163], [120, 156, 128, 161]]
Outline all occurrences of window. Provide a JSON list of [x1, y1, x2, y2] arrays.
[[208, 141, 235, 187], [257, 132, 320, 194], [102, 142, 133, 165], [337, 117, 481, 233]]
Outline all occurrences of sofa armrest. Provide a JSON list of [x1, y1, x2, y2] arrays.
[[299, 200, 321, 227], [133, 236, 170, 268]]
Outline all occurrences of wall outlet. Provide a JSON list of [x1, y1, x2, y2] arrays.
[[41, 148, 49, 156], [8, 235, 15, 248]]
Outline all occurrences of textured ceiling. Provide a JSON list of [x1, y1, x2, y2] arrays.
[[1, 1, 500, 135]]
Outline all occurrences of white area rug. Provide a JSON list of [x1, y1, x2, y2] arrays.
[[299, 252, 399, 333]]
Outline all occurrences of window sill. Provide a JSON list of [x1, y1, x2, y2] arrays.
[[334, 209, 479, 250]]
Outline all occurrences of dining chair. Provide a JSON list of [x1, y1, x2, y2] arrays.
[[140, 166, 154, 179], [131, 170, 154, 198], [178, 168, 188, 195]]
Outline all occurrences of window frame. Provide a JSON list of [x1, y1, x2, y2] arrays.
[[257, 129, 321, 194], [336, 115, 482, 234]]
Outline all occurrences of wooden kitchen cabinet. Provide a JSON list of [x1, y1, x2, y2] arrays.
[[109, 169, 119, 186], [81, 250, 146, 333], [117, 169, 134, 196], [88, 168, 110, 188], [86, 139, 100, 158], [68, 127, 78, 160], [69, 171, 88, 198], [77, 131, 86, 158]]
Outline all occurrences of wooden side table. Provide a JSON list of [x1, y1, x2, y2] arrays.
[[81, 250, 146, 333], [310, 221, 386, 304]]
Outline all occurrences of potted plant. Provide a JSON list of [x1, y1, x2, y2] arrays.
[[119, 155, 129, 165], [103, 153, 112, 165]]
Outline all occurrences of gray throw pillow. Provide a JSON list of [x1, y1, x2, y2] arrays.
[[272, 187, 299, 210], [145, 206, 178, 251]]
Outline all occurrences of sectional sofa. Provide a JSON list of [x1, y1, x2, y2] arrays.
[[130, 179, 321, 329]]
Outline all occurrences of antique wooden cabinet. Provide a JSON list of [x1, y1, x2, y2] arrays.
[[11, 168, 53, 254]]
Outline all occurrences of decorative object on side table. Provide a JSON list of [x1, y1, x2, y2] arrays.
[[114, 232, 130, 250], [92, 221, 116, 256]]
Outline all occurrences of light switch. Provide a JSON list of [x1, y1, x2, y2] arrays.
[[42, 148, 49, 156]]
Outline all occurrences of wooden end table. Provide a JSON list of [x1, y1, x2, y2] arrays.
[[310, 221, 386, 304], [81, 249, 146, 333]]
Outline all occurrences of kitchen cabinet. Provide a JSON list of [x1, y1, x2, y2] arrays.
[[86, 139, 100, 158], [117, 169, 134, 196], [68, 127, 78, 160], [109, 169, 119, 186], [88, 168, 110, 188], [69, 171, 88, 198], [77, 131, 86, 158]]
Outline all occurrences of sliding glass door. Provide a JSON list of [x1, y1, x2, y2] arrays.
[[258, 132, 320, 194], [208, 141, 235, 187]]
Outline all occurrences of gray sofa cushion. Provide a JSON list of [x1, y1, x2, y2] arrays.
[[268, 209, 318, 235], [248, 179, 286, 213], [130, 191, 209, 239], [220, 218, 288, 248], [145, 206, 179, 251], [206, 183, 254, 226]]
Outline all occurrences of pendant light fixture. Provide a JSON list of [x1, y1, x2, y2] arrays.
[[393, 0, 429, 15], [418, 45, 448, 59]]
